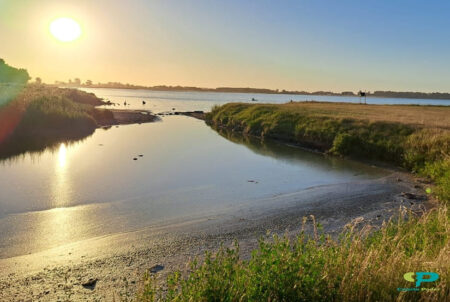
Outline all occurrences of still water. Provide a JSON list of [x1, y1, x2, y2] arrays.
[[0, 88, 397, 258]]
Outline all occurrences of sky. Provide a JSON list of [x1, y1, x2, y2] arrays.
[[1, 0, 449, 92]]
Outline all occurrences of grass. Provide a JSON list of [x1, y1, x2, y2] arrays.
[[135, 101, 449, 301], [0, 84, 112, 159], [139, 208, 449, 302]]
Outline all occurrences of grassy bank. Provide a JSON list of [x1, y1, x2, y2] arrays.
[[0, 85, 112, 159], [137, 102, 449, 301], [206, 102, 449, 201]]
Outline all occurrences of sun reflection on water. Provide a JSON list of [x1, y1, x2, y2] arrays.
[[52, 143, 71, 207], [58, 143, 67, 167]]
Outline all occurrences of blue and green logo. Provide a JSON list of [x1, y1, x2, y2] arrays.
[[398, 272, 439, 292]]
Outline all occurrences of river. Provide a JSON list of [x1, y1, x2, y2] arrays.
[[1, 87, 440, 258]]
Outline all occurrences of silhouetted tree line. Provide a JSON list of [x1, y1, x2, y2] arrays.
[[0, 59, 30, 84], [55, 81, 450, 100]]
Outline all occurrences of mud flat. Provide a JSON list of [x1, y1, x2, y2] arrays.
[[104, 109, 159, 126]]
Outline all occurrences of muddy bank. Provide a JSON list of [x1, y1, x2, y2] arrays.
[[156, 110, 206, 120], [104, 109, 159, 126], [0, 172, 432, 301]]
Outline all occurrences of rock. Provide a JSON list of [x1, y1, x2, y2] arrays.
[[401, 192, 419, 199], [396, 177, 402, 182], [133, 158, 138, 161], [139, 155, 143, 157], [149, 264, 164, 274], [82, 278, 98, 290]]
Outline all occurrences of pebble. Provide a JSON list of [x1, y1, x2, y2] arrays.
[[149, 265, 164, 274], [82, 278, 98, 290]]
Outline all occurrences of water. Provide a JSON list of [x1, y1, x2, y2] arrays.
[[0, 88, 396, 258], [80, 88, 450, 113]]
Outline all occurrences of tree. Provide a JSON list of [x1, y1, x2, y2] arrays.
[[74, 78, 81, 86], [0, 58, 31, 84], [35, 77, 42, 85], [85, 80, 92, 86]]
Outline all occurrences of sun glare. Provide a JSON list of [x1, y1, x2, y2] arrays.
[[50, 17, 82, 42]]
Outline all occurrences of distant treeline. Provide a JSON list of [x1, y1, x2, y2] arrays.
[[0, 59, 30, 84], [55, 80, 450, 100]]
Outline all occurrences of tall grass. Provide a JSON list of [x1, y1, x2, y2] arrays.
[[138, 208, 448, 301]]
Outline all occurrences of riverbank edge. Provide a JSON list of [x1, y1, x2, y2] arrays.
[[205, 102, 449, 201], [138, 102, 449, 301]]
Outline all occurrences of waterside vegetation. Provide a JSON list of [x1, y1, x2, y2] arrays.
[[207, 102, 449, 201], [0, 84, 112, 159]]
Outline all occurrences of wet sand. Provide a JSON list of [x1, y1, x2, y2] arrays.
[[0, 171, 432, 301]]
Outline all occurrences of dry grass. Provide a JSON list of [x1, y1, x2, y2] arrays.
[[281, 102, 450, 129]]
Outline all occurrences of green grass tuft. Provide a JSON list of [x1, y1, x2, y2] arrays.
[[138, 209, 449, 301]]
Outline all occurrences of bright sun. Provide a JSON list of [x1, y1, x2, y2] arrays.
[[50, 17, 82, 42]]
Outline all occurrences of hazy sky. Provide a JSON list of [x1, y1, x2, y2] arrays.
[[1, 0, 449, 92]]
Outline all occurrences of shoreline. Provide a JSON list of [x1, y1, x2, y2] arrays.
[[0, 170, 432, 301], [101, 109, 159, 126]]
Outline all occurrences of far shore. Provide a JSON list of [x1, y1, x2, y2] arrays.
[[60, 83, 450, 101]]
